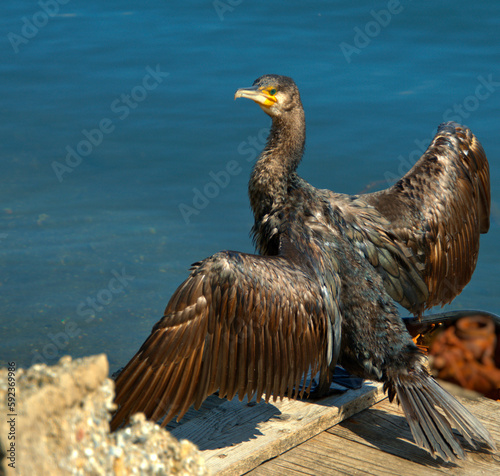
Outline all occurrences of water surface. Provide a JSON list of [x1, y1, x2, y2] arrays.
[[1, 1, 499, 370]]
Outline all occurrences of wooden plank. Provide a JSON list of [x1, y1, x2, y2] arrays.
[[165, 394, 226, 432], [248, 394, 500, 475], [171, 381, 386, 476]]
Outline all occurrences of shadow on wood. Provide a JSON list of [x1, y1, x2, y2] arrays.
[[337, 405, 497, 467], [337, 408, 458, 468], [171, 381, 386, 475], [170, 395, 282, 450]]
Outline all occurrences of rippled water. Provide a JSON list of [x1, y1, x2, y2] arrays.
[[1, 1, 499, 370]]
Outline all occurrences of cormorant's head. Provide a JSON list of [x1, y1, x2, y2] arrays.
[[235, 74, 301, 118]]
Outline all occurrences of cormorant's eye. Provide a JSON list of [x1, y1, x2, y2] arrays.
[[269, 88, 277, 96]]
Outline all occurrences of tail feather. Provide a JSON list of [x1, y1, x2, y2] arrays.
[[403, 382, 465, 460], [388, 369, 496, 462], [422, 377, 494, 449]]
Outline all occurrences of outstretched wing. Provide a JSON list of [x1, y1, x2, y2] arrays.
[[366, 122, 490, 312], [111, 249, 338, 430]]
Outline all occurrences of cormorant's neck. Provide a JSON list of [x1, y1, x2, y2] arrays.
[[249, 108, 305, 223]]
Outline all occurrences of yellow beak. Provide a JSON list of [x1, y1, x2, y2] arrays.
[[234, 85, 277, 107]]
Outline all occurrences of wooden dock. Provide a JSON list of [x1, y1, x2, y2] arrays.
[[169, 381, 500, 475]]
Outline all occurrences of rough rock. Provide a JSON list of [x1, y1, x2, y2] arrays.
[[0, 354, 208, 475]]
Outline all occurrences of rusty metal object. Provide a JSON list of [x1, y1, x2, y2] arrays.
[[429, 315, 500, 400]]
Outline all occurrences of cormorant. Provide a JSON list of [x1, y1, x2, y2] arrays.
[[111, 75, 495, 461]]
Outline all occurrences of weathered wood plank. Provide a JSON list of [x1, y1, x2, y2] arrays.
[[248, 393, 500, 476], [171, 381, 386, 475]]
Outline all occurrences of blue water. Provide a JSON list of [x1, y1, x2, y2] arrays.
[[2, 1, 499, 370]]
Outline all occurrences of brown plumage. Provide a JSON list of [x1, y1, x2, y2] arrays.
[[112, 247, 339, 425], [365, 123, 490, 311], [111, 75, 495, 461]]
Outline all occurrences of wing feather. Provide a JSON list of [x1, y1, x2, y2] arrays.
[[365, 121, 490, 312], [111, 249, 338, 430]]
